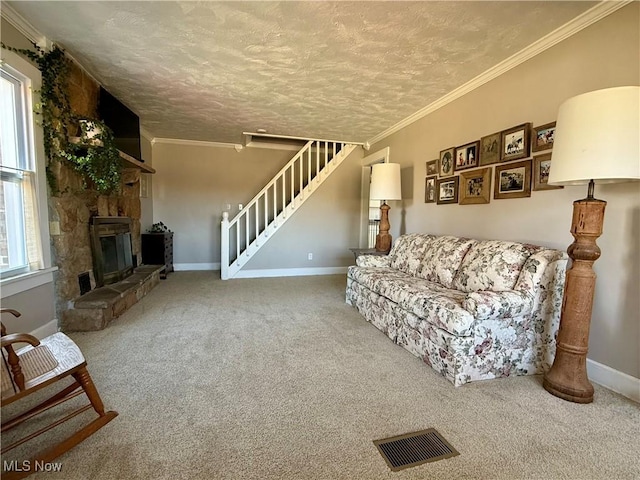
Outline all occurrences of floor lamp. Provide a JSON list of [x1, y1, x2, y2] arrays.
[[543, 86, 640, 403], [370, 163, 402, 253]]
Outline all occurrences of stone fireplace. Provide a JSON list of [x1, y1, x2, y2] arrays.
[[47, 57, 159, 331]]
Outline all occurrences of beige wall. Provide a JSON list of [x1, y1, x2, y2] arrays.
[[152, 144, 296, 265], [140, 136, 154, 233], [152, 143, 364, 269], [2, 283, 56, 335], [1, 18, 36, 52], [245, 147, 364, 270], [371, 4, 640, 378]]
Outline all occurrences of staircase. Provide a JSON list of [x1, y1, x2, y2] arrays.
[[221, 140, 358, 280]]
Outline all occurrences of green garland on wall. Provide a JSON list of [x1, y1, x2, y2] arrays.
[[1, 42, 122, 194]]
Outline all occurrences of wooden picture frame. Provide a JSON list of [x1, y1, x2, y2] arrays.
[[438, 147, 455, 177], [494, 160, 532, 199], [436, 176, 459, 205], [426, 159, 438, 176], [459, 168, 491, 205], [501, 123, 531, 162], [425, 175, 437, 203], [454, 141, 480, 172], [479, 131, 501, 166], [533, 153, 563, 191], [532, 122, 556, 152]]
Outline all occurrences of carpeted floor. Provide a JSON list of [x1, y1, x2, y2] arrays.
[[3, 272, 639, 479]]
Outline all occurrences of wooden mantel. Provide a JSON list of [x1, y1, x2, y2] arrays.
[[117, 149, 155, 174], [68, 136, 156, 174]]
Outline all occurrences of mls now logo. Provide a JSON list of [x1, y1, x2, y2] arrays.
[[3, 460, 63, 473]]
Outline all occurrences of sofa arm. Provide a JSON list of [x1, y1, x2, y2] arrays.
[[356, 255, 391, 268], [463, 290, 534, 321]]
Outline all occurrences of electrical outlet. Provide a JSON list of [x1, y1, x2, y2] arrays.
[[224, 203, 231, 211], [308, 253, 313, 260], [239, 203, 243, 210]]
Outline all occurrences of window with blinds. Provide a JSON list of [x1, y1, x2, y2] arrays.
[[0, 64, 43, 278]]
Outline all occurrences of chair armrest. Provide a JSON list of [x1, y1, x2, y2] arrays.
[[1, 333, 40, 349], [356, 255, 391, 268], [463, 290, 534, 321]]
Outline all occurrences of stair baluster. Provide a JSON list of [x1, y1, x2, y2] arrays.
[[220, 140, 358, 279]]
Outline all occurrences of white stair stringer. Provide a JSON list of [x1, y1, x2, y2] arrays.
[[221, 140, 358, 279]]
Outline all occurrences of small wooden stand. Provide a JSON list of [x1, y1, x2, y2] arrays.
[[543, 193, 606, 403], [375, 202, 392, 253]]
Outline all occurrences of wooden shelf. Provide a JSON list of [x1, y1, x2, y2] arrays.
[[117, 149, 155, 174], [68, 137, 155, 174]]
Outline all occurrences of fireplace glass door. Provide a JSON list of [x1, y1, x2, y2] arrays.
[[91, 217, 134, 287]]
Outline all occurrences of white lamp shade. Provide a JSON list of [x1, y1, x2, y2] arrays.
[[370, 163, 402, 200], [548, 86, 640, 186]]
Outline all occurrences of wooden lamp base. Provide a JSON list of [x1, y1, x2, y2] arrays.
[[375, 202, 392, 253], [543, 195, 606, 403]]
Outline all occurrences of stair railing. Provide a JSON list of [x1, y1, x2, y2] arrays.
[[221, 140, 350, 279]]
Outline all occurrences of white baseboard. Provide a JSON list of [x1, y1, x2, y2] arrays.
[[587, 359, 639, 403], [30, 319, 58, 340], [234, 266, 348, 279], [174, 263, 220, 271]]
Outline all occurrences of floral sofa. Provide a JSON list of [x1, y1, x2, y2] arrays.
[[345, 233, 568, 386]]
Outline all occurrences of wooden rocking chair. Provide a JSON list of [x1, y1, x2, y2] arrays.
[[1, 308, 117, 479]]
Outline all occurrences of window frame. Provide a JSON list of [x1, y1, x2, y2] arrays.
[[0, 48, 55, 297]]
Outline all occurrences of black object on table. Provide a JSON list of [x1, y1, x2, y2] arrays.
[[142, 232, 174, 278]]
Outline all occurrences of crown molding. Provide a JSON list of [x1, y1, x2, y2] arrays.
[[139, 127, 155, 144], [152, 137, 243, 151], [0, 3, 48, 48], [366, 0, 632, 147]]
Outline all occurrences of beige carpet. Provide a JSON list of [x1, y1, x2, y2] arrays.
[[3, 272, 639, 479]]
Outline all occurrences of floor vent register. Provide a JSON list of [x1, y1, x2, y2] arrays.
[[373, 428, 459, 471]]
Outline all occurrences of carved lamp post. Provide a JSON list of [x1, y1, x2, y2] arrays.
[[370, 163, 402, 253], [543, 86, 639, 403]]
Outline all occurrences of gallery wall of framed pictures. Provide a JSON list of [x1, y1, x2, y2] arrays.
[[424, 121, 561, 205]]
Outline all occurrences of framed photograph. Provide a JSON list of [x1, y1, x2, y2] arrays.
[[494, 160, 532, 199], [454, 141, 480, 172], [426, 159, 438, 176], [425, 175, 437, 203], [533, 153, 563, 191], [532, 122, 556, 152], [459, 168, 491, 205], [501, 123, 532, 161], [439, 147, 455, 177], [436, 176, 459, 205], [479, 132, 501, 166]]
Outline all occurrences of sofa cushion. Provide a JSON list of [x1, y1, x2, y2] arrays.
[[347, 266, 408, 301], [462, 290, 534, 321], [349, 266, 475, 336], [356, 255, 391, 268], [375, 275, 475, 337], [452, 240, 540, 293], [416, 235, 476, 288], [389, 233, 436, 276]]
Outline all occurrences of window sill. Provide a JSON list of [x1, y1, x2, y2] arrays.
[[0, 266, 58, 299]]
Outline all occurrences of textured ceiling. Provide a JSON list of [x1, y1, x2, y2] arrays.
[[7, 1, 597, 144]]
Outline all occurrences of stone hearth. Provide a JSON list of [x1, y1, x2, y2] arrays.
[[61, 265, 163, 331]]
